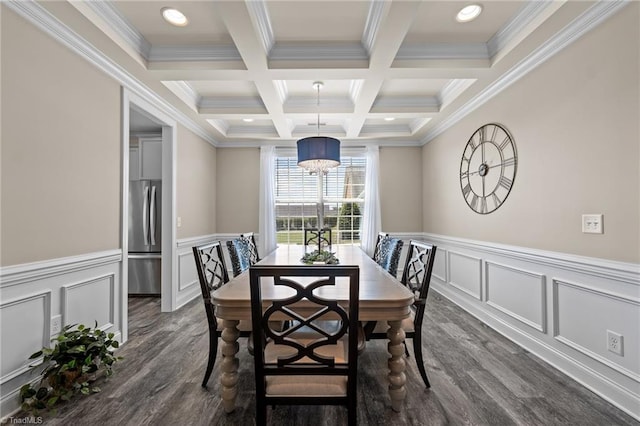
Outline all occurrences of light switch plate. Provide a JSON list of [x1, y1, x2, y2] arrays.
[[582, 214, 603, 234]]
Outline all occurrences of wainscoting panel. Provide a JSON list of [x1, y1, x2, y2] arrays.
[[448, 250, 482, 300], [62, 274, 115, 330], [0, 291, 51, 384], [432, 247, 448, 283], [422, 232, 640, 421], [485, 261, 546, 333], [553, 278, 640, 381], [0, 250, 121, 416]]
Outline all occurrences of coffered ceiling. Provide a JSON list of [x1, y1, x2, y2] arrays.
[[65, 0, 614, 147]]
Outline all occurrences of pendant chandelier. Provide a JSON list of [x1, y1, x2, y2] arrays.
[[297, 81, 341, 174]]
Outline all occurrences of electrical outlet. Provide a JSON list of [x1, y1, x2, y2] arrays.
[[607, 330, 623, 356], [51, 315, 62, 335], [582, 214, 603, 234]]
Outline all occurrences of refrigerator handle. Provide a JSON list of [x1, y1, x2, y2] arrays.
[[143, 186, 149, 246], [150, 185, 157, 246]]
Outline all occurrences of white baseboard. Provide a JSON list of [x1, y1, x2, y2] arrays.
[[419, 232, 639, 421]]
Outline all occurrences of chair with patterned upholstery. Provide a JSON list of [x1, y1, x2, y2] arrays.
[[372, 232, 388, 262], [304, 227, 332, 250], [363, 240, 437, 388], [192, 241, 252, 387], [373, 234, 404, 278], [226, 232, 260, 277], [250, 265, 360, 425]]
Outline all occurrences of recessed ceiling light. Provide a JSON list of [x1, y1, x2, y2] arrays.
[[456, 4, 482, 23], [384, 117, 396, 121], [161, 7, 189, 27], [242, 118, 254, 122]]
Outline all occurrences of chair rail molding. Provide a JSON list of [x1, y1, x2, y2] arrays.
[[421, 232, 640, 421], [0, 250, 122, 417]]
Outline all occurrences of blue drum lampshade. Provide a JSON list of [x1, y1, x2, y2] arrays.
[[297, 136, 341, 173]]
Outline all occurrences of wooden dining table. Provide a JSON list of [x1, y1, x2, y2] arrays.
[[211, 244, 415, 413]]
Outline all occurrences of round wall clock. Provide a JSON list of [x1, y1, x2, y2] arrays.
[[459, 123, 517, 214]]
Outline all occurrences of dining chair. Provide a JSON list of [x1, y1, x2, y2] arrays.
[[249, 265, 360, 425], [192, 241, 252, 387], [226, 232, 261, 277], [363, 240, 437, 388], [304, 227, 332, 250], [372, 232, 389, 261], [373, 233, 404, 278]]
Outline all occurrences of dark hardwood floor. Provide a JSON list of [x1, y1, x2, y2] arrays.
[[33, 293, 637, 425]]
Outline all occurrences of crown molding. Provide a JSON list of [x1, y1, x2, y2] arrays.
[[487, 0, 555, 58], [360, 124, 412, 136], [361, 0, 387, 55], [422, 0, 630, 145], [227, 125, 279, 137], [372, 96, 439, 111], [409, 117, 431, 134], [438, 79, 476, 108], [5, 0, 219, 147], [81, 0, 151, 60], [285, 96, 354, 110], [269, 42, 369, 61], [396, 43, 489, 60], [207, 119, 230, 136], [349, 79, 364, 104], [199, 96, 266, 110], [246, 0, 275, 55], [162, 81, 200, 112], [274, 80, 288, 104], [148, 45, 242, 62]]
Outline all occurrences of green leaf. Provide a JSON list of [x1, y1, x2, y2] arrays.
[[112, 341, 120, 348], [107, 333, 114, 339], [80, 387, 89, 395], [29, 350, 43, 359], [91, 386, 101, 393], [47, 396, 59, 407], [78, 324, 85, 330]]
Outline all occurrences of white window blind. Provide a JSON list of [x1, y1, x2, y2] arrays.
[[274, 156, 366, 245]]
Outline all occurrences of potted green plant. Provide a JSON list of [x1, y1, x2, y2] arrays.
[[300, 249, 340, 265], [20, 322, 122, 415]]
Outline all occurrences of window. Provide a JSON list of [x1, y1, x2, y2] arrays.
[[275, 156, 366, 245]]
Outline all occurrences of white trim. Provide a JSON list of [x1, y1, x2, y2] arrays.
[[61, 273, 116, 331], [4, 0, 218, 148], [372, 96, 439, 110], [0, 250, 122, 288], [422, 0, 630, 144], [447, 250, 483, 300], [487, 0, 555, 58], [269, 42, 368, 61], [148, 45, 241, 62], [553, 277, 640, 384], [80, 0, 151, 60], [423, 233, 640, 285], [485, 260, 547, 333], [361, 0, 387, 55], [396, 43, 489, 60], [176, 234, 218, 249], [246, 0, 275, 55], [432, 280, 640, 421], [200, 96, 265, 110], [0, 290, 52, 384]]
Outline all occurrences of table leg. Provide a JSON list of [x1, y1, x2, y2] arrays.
[[387, 320, 407, 412], [220, 320, 240, 413]]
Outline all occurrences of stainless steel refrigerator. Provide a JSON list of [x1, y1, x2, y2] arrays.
[[128, 180, 162, 296]]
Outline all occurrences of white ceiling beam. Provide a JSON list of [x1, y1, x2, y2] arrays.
[[347, 1, 422, 138], [215, 1, 292, 138]]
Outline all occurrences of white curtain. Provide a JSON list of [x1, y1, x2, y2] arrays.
[[360, 145, 381, 257], [259, 145, 278, 256]]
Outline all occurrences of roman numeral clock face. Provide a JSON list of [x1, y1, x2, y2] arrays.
[[460, 123, 517, 214]]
